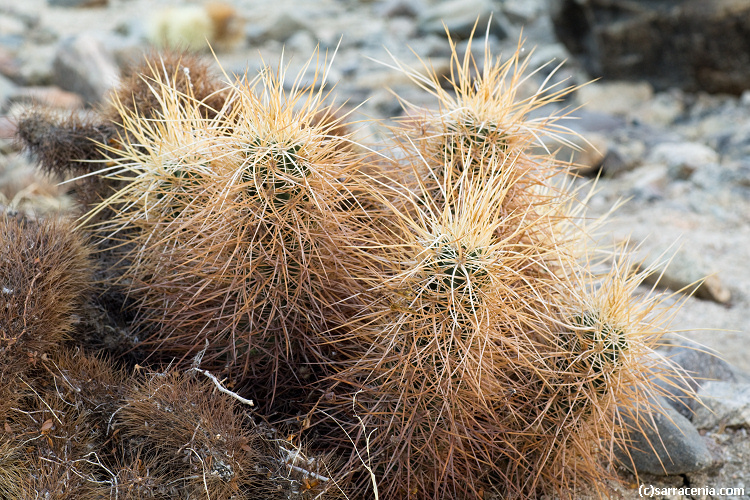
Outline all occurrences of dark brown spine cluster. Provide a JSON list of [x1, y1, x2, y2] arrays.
[[107, 50, 229, 123], [114, 370, 263, 499], [0, 213, 91, 376]]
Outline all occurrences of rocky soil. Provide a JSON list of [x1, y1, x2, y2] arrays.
[[1, 0, 750, 498]]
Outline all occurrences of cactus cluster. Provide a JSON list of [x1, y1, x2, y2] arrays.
[[6, 36, 691, 499]]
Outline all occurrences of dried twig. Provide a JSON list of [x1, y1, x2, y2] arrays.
[[188, 368, 254, 407]]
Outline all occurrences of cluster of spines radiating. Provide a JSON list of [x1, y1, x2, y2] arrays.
[[7, 38, 690, 500]]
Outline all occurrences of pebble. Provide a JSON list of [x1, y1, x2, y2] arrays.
[[601, 140, 645, 176], [502, 0, 544, 24], [524, 42, 573, 75], [619, 163, 669, 202], [0, 14, 27, 39], [540, 130, 606, 176], [259, 10, 312, 43], [9, 86, 83, 109], [565, 110, 627, 135], [285, 31, 317, 58], [17, 45, 56, 86], [575, 81, 654, 116], [723, 160, 750, 189], [0, 73, 18, 108], [646, 142, 719, 181], [0, 116, 17, 154], [632, 90, 686, 127], [0, 47, 19, 81], [379, 0, 419, 18], [47, 0, 107, 6]]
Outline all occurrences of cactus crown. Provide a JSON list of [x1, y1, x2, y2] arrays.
[[240, 139, 310, 209], [574, 311, 629, 370], [419, 231, 493, 322]]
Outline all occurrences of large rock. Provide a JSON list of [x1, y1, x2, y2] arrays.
[[653, 345, 750, 420], [551, 0, 750, 95], [418, 0, 508, 39], [636, 249, 732, 304], [52, 35, 119, 104], [692, 382, 750, 431], [618, 396, 713, 476]]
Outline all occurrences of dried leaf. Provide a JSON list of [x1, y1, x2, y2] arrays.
[[40, 418, 53, 433]]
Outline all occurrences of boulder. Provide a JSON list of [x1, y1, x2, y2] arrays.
[[654, 345, 750, 420], [418, 0, 508, 39], [551, 0, 750, 94], [617, 396, 714, 475], [52, 35, 119, 105], [693, 382, 750, 431]]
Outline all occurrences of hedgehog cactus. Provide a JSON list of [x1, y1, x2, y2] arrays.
[[87, 52, 379, 409], [8, 35, 695, 500], [304, 39, 683, 499], [314, 150, 590, 498], [0, 213, 92, 377], [387, 32, 579, 201]]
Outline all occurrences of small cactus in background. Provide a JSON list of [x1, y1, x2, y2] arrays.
[[15, 109, 117, 180]]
